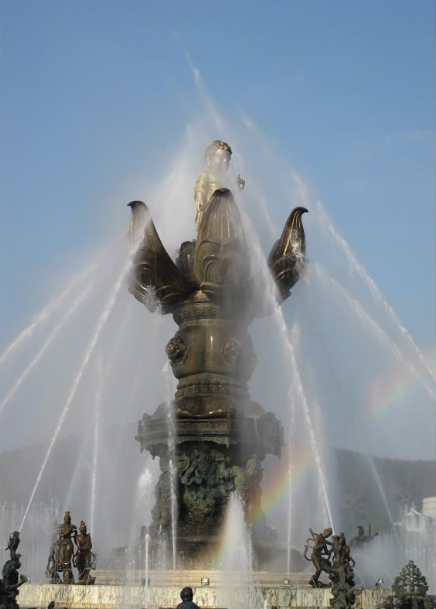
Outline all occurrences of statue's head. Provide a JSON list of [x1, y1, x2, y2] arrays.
[[64, 511, 71, 525], [205, 140, 232, 173], [79, 521, 87, 534], [8, 531, 19, 546], [357, 525, 364, 536], [323, 527, 333, 538], [180, 587, 194, 602]]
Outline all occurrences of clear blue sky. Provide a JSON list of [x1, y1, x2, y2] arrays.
[[0, 0, 434, 349]]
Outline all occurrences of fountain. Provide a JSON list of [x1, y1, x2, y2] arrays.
[[0, 135, 434, 609], [128, 139, 307, 568]]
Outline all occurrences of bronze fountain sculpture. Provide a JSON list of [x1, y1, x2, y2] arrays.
[[0, 532, 27, 609], [57, 511, 76, 584], [128, 140, 307, 567], [304, 528, 357, 609], [45, 513, 96, 585], [329, 533, 356, 609], [45, 521, 60, 584], [304, 527, 334, 587], [73, 521, 96, 585], [349, 524, 378, 550]]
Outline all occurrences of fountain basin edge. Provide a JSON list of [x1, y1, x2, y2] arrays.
[[18, 583, 392, 609]]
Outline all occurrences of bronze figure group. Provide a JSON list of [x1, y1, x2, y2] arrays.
[[45, 512, 95, 585], [304, 527, 356, 609]]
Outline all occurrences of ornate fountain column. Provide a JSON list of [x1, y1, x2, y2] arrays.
[[128, 148, 307, 568]]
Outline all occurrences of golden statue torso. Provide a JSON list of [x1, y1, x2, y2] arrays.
[[76, 532, 92, 552], [194, 170, 226, 230]]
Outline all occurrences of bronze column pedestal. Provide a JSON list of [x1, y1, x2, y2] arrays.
[[128, 184, 307, 568]]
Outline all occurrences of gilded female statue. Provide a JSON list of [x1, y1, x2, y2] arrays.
[[194, 140, 244, 230]]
